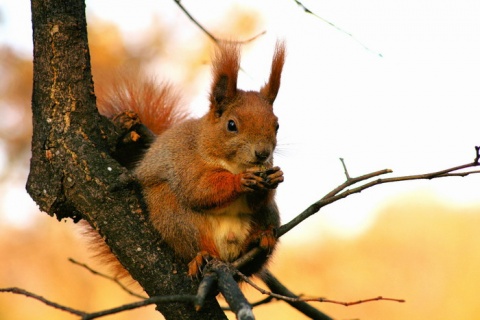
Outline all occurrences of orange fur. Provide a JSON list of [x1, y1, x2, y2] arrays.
[[96, 69, 188, 135], [199, 233, 220, 259], [210, 43, 240, 105], [80, 221, 132, 280], [260, 41, 286, 104], [90, 41, 286, 278]]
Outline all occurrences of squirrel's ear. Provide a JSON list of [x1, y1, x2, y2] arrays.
[[210, 43, 240, 115], [260, 41, 286, 104]]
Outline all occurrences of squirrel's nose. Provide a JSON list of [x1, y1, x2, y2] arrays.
[[255, 148, 271, 163]]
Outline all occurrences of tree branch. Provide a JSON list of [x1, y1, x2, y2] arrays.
[[68, 258, 147, 299], [214, 262, 254, 320], [233, 148, 480, 272], [0, 288, 86, 317], [237, 272, 404, 307], [3, 259, 258, 320], [292, 0, 382, 57], [196, 260, 254, 320], [27, 0, 225, 318], [83, 295, 196, 320], [278, 153, 480, 237], [173, 0, 266, 45], [0, 287, 199, 320], [23, 0, 480, 318], [174, 0, 217, 43], [261, 270, 333, 320], [339, 157, 351, 180]]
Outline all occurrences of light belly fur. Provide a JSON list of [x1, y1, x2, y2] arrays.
[[206, 195, 252, 261]]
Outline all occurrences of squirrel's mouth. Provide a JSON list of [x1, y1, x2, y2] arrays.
[[246, 159, 272, 168]]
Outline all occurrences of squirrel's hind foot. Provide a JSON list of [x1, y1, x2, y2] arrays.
[[187, 251, 214, 277]]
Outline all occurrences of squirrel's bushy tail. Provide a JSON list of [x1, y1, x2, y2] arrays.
[[79, 220, 135, 282], [95, 69, 188, 136], [81, 70, 188, 283]]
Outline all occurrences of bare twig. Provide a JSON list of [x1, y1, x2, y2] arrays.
[[238, 31, 268, 44], [292, 0, 382, 57], [232, 246, 262, 271], [221, 293, 274, 311], [321, 168, 392, 200], [278, 158, 480, 237], [4, 261, 257, 320], [261, 270, 333, 320], [249, 296, 275, 308], [69, 258, 147, 299], [0, 287, 85, 317], [314, 296, 405, 306], [236, 273, 404, 307], [232, 149, 480, 317], [221, 296, 275, 312], [236, 272, 305, 303], [233, 148, 480, 272], [0, 287, 196, 320], [339, 157, 351, 180], [83, 295, 195, 320], [174, 0, 217, 43], [173, 0, 266, 45]]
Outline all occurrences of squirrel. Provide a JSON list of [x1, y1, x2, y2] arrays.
[[95, 41, 286, 278]]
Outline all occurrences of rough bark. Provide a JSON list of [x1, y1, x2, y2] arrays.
[[27, 0, 226, 318]]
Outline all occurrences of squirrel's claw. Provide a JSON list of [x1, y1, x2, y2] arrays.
[[187, 251, 212, 277], [264, 166, 284, 189]]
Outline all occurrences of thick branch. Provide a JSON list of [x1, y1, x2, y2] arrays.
[[215, 263, 254, 320], [197, 260, 254, 320], [27, 0, 225, 318], [25, 0, 480, 318]]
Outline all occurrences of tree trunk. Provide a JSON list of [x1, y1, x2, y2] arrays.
[[27, 0, 226, 318]]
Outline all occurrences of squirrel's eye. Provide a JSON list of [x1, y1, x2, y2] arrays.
[[227, 120, 238, 132]]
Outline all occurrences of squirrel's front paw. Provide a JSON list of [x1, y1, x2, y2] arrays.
[[261, 166, 284, 189], [239, 166, 284, 192], [239, 170, 269, 191]]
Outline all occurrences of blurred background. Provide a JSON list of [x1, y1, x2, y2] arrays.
[[1, 0, 479, 319]]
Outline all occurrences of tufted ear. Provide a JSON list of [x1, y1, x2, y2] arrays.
[[209, 43, 240, 116], [260, 41, 286, 104]]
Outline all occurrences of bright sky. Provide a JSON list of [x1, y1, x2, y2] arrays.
[[1, 0, 479, 239]]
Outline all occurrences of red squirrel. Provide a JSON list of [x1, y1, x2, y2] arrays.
[[96, 42, 285, 277]]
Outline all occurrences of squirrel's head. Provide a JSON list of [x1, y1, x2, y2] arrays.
[[202, 41, 285, 173]]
